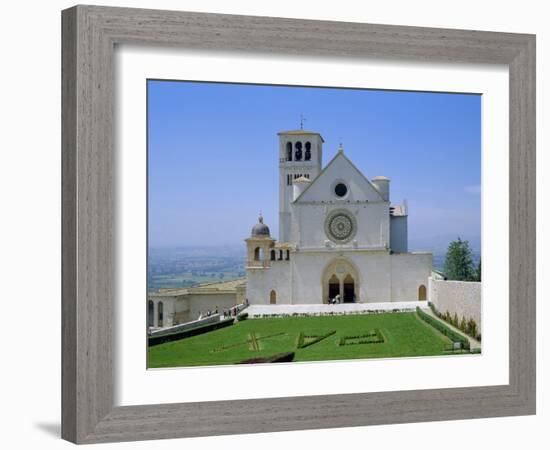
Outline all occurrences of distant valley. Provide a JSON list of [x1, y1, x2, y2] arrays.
[[148, 236, 481, 292]]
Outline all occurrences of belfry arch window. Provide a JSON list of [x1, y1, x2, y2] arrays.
[[286, 142, 292, 161], [279, 250, 283, 260], [286, 250, 290, 260], [295, 141, 303, 161], [254, 247, 261, 261], [270, 249, 276, 261], [305, 142, 311, 161]]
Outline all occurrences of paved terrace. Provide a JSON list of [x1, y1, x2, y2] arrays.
[[244, 301, 429, 317]]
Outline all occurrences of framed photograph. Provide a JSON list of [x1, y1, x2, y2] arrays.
[[62, 5, 536, 444]]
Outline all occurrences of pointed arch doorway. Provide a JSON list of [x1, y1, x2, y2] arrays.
[[343, 274, 356, 303], [328, 275, 340, 300], [322, 258, 360, 304]]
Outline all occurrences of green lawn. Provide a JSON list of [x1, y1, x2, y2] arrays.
[[148, 312, 453, 368]]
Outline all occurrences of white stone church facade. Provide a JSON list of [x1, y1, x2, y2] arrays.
[[245, 129, 432, 305]]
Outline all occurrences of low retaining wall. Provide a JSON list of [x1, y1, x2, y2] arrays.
[[429, 278, 481, 333], [150, 313, 221, 337], [245, 301, 429, 318]]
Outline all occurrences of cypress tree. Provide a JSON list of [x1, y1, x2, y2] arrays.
[[443, 237, 476, 281]]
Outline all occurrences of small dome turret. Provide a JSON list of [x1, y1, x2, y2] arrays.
[[251, 214, 271, 237]]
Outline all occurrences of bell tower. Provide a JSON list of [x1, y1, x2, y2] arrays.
[[277, 129, 324, 242]]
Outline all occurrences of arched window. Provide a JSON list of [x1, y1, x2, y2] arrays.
[[305, 142, 311, 160], [270, 290, 277, 304], [286, 250, 290, 260], [147, 300, 154, 327], [295, 141, 303, 161], [279, 250, 283, 260], [418, 285, 427, 301], [286, 142, 292, 161], [270, 249, 276, 261], [254, 247, 261, 261], [157, 301, 164, 327]]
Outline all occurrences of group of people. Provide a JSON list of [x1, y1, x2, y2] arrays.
[[197, 302, 247, 320], [197, 307, 219, 320], [224, 306, 241, 318]]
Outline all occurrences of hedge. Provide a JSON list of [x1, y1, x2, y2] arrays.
[[148, 318, 234, 347], [339, 329, 384, 346], [296, 330, 336, 349], [237, 352, 295, 364], [429, 302, 480, 342], [416, 307, 470, 350], [237, 312, 249, 321]]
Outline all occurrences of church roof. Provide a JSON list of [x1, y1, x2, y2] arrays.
[[151, 278, 247, 297], [277, 129, 325, 142]]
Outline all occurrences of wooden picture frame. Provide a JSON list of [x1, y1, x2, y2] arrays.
[[61, 5, 536, 444]]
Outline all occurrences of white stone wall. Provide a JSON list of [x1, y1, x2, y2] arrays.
[[390, 215, 408, 253], [149, 296, 178, 328], [246, 249, 432, 304], [290, 202, 390, 250], [428, 278, 482, 333], [188, 293, 238, 322], [390, 253, 432, 301], [246, 259, 291, 305], [149, 292, 239, 327]]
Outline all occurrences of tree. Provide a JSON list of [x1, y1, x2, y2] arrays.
[[474, 260, 482, 282], [443, 237, 476, 281]]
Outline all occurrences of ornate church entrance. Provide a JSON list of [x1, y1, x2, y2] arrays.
[[322, 258, 360, 303]]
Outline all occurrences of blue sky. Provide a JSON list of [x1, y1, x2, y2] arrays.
[[148, 80, 481, 249]]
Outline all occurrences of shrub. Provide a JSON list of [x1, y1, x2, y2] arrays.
[[416, 307, 470, 350], [466, 318, 478, 339], [460, 317, 466, 332], [237, 312, 248, 321], [339, 329, 384, 346], [297, 330, 336, 349], [237, 352, 295, 364], [148, 318, 234, 347]]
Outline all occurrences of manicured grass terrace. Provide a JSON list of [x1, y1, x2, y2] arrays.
[[148, 312, 454, 368]]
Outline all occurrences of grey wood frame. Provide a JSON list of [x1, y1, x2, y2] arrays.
[[61, 5, 536, 444]]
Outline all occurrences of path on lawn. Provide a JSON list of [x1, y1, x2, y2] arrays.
[[423, 308, 481, 350]]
